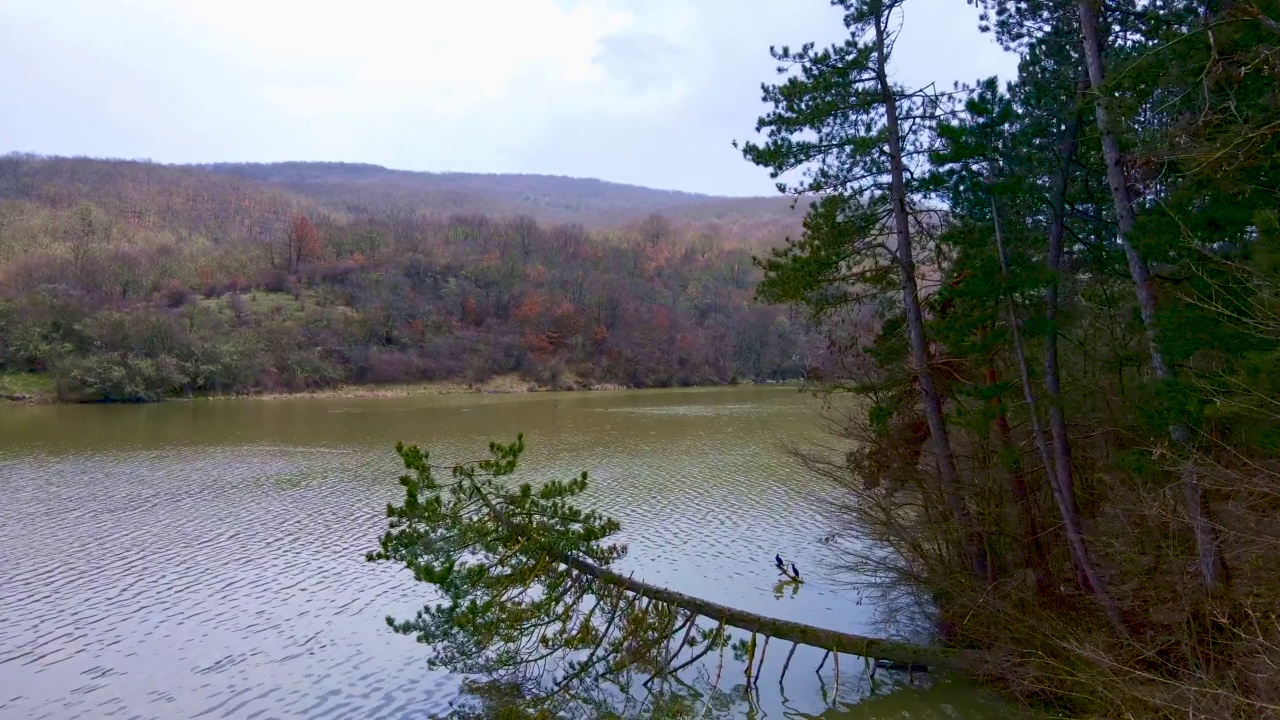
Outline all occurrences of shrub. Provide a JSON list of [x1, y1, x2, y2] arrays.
[[258, 267, 291, 293], [160, 280, 195, 308], [56, 353, 187, 402]]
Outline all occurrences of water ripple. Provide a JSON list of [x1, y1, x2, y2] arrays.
[[0, 388, 871, 719]]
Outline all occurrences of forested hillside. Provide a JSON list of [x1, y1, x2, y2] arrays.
[[0, 154, 821, 402]]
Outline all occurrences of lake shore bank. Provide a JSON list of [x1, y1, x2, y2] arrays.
[[194, 374, 637, 402], [0, 371, 795, 405], [0, 372, 57, 404]]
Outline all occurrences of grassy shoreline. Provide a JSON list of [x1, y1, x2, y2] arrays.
[[0, 372, 57, 404], [191, 374, 635, 402], [0, 371, 786, 405]]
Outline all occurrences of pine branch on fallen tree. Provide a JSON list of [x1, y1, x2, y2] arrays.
[[367, 436, 970, 717]]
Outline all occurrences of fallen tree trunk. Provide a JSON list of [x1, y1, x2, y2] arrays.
[[485, 493, 970, 671], [378, 437, 974, 708], [561, 550, 972, 670]]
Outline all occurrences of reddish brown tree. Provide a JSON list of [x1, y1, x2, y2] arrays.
[[288, 214, 322, 272]]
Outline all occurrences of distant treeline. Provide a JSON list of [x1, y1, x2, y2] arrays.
[[0, 155, 823, 402]]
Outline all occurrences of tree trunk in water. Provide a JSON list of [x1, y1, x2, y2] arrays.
[[991, 196, 1128, 636], [1076, 0, 1227, 592], [874, 9, 987, 580], [482, 492, 973, 670]]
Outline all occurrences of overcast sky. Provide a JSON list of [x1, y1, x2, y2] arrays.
[[0, 0, 1017, 196]]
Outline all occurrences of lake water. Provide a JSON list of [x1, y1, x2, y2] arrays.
[[0, 386, 1020, 719]]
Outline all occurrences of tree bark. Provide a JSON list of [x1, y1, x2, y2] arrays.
[[874, 5, 987, 580], [1076, 0, 1228, 592]]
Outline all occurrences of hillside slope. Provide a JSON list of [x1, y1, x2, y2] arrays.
[[0, 154, 808, 248], [0, 153, 824, 402]]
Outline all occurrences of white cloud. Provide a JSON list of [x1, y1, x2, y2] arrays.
[[0, 0, 1017, 194], [172, 0, 638, 115]]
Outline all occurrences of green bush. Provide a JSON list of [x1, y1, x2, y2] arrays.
[[56, 353, 187, 402]]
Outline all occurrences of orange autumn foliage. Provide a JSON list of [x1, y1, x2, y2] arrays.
[[289, 214, 323, 268], [513, 293, 545, 324]]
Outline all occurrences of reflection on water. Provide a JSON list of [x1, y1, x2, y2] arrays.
[[0, 387, 1014, 719]]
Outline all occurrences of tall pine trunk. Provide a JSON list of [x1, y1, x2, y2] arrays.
[[1076, 0, 1227, 592], [991, 195, 1127, 635], [986, 358, 1052, 597], [1043, 83, 1086, 532], [1043, 89, 1113, 596], [874, 8, 987, 580]]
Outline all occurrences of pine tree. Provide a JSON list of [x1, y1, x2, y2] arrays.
[[931, 78, 1125, 633], [740, 0, 988, 580]]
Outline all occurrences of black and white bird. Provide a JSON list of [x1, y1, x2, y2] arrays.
[[790, 563, 801, 581], [775, 554, 785, 571]]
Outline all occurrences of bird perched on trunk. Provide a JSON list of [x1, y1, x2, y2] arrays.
[[775, 554, 785, 571], [790, 563, 801, 581]]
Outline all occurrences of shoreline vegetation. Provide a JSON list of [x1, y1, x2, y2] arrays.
[[0, 370, 797, 405], [0, 371, 55, 403]]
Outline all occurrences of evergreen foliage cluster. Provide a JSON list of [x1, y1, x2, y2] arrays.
[[744, 0, 1280, 716]]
